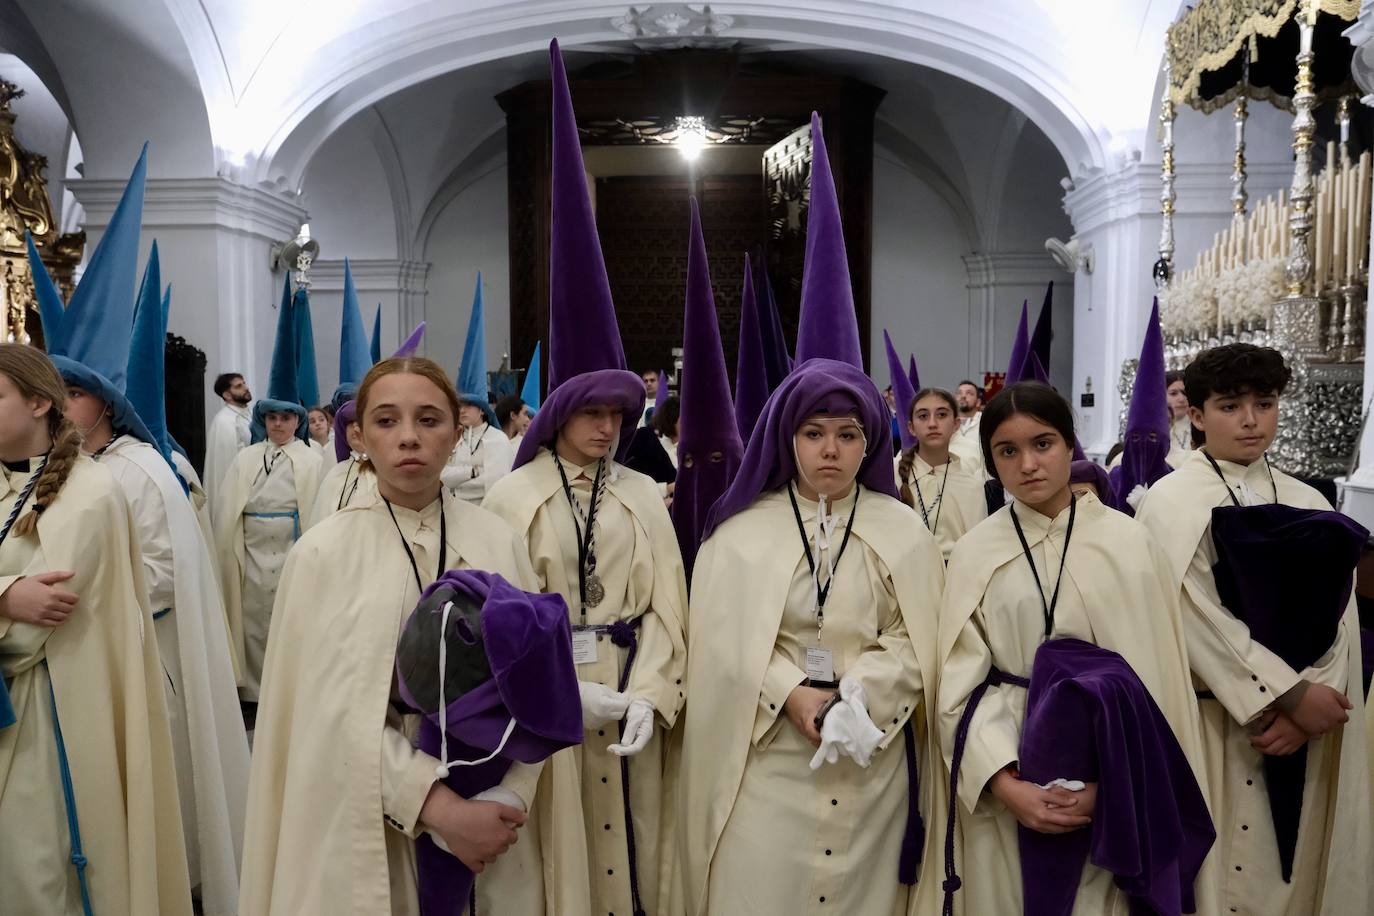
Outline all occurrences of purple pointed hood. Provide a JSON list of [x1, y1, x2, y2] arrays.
[[908, 354, 920, 393], [1006, 300, 1031, 380], [794, 113, 862, 368], [1110, 300, 1172, 516], [514, 40, 645, 470], [884, 330, 917, 450], [703, 358, 898, 540], [394, 321, 427, 358], [757, 259, 793, 384], [654, 369, 669, 413], [734, 253, 769, 442], [1029, 281, 1053, 374], [672, 199, 744, 581]]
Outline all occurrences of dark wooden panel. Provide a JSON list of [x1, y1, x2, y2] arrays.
[[498, 50, 882, 377], [595, 174, 760, 379]]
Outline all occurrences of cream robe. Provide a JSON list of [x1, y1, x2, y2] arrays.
[[444, 423, 515, 504], [949, 413, 984, 479], [204, 402, 251, 511], [676, 487, 945, 916], [239, 491, 548, 915], [483, 449, 689, 916], [310, 455, 378, 527], [937, 492, 1212, 916], [1135, 449, 1374, 915], [898, 451, 988, 561], [214, 438, 321, 698], [0, 456, 191, 915], [98, 436, 251, 916]]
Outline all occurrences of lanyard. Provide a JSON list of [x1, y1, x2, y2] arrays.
[[258, 446, 282, 483], [1009, 494, 1077, 639], [555, 456, 604, 621], [915, 458, 949, 537], [383, 496, 448, 594], [787, 483, 859, 626], [0, 456, 47, 550], [464, 424, 488, 457], [1203, 451, 1276, 508], [337, 458, 362, 511]]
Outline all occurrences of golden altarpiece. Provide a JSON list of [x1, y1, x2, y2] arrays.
[[0, 77, 84, 348]]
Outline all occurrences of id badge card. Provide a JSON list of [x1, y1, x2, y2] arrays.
[[572, 629, 599, 665], [805, 646, 835, 683]]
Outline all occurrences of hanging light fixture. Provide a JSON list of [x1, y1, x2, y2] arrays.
[[674, 116, 707, 161]]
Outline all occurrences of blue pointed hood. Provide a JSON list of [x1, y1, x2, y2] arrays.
[[456, 272, 497, 427], [43, 146, 156, 447], [293, 286, 320, 410], [54, 143, 148, 391], [520, 341, 542, 414], [370, 304, 382, 364], [26, 233, 68, 354], [337, 259, 372, 391], [252, 275, 310, 441], [125, 244, 176, 468]]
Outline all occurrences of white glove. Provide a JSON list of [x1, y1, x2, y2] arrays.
[[579, 681, 630, 728], [809, 676, 884, 770], [471, 785, 527, 813], [1125, 484, 1148, 510], [609, 698, 655, 757]]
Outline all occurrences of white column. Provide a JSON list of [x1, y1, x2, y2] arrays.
[[67, 176, 306, 424]]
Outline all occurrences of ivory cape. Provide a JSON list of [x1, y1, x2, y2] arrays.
[[444, 423, 515, 503], [1135, 450, 1373, 915], [483, 448, 689, 916], [936, 492, 1212, 916], [675, 487, 946, 916], [898, 451, 988, 560], [239, 491, 546, 915], [99, 437, 250, 916], [204, 402, 250, 510], [310, 454, 377, 526], [0, 456, 192, 915], [948, 414, 984, 479], [214, 438, 320, 682]]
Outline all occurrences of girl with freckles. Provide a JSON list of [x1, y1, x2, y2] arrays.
[[937, 381, 1214, 916], [239, 357, 543, 915]]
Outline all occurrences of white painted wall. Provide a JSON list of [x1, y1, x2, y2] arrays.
[[871, 151, 973, 392], [420, 161, 511, 379]]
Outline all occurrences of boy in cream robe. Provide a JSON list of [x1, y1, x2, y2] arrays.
[[1137, 344, 1373, 916], [215, 406, 321, 701]]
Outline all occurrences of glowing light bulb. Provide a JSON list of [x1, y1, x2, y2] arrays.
[[675, 116, 706, 162]]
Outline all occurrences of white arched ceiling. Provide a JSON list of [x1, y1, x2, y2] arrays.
[[145, 0, 1188, 189], [15, 0, 215, 178]]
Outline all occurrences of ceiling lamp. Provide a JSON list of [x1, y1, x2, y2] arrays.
[[675, 116, 707, 161]]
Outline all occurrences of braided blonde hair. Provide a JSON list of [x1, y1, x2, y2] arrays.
[[0, 345, 84, 536]]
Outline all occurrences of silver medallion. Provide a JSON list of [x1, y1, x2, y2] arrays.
[[584, 572, 605, 608]]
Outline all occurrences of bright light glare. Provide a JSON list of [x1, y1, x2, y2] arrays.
[[675, 116, 706, 162]]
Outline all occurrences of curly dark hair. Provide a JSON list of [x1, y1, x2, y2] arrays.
[[1183, 344, 1291, 408]]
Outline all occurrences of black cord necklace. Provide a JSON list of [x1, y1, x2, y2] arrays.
[[383, 495, 448, 594], [1203, 450, 1277, 507], [555, 455, 606, 618], [914, 455, 949, 537], [787, 483, 859, 632], [1009, 494, 1077, 640]]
